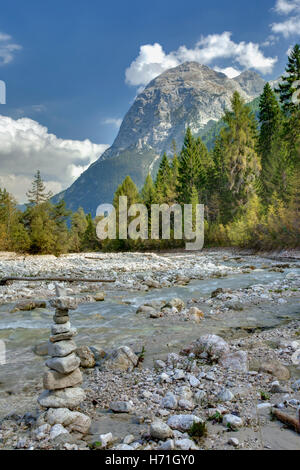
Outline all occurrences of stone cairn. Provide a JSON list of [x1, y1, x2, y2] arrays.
[[37, 286, 91, 435]]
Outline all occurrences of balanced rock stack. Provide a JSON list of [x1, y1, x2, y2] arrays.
[[37, 286, 91, 435]]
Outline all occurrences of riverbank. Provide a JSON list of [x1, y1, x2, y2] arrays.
[[0, 250, 299, 450]]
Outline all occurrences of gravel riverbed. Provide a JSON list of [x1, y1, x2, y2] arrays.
[[0, 249, 299, 450]]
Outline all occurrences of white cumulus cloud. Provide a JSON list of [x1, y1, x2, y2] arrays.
[[0, 32, 22, 65], [0, 115, 109, 203], [271, 0, 300, 37], [125, 32, 277, 87]]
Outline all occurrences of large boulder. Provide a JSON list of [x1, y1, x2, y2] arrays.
[[192, 335, 230, 362], [103, 346, 138, 372]]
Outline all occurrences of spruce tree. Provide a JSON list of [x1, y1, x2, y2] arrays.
[[26, 170, 52, 205], [155, 153, 173, 203], [176, 128, 201, 204], [276, 44, 300, 114], [70, 207, 88, 252], [141, 173, 156, 209], [217, 92, 261, 222]]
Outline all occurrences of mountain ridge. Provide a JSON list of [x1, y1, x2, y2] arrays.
[[55, 62, 267, 214]]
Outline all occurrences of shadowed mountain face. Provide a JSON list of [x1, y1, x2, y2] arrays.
[[56, 62, 265, 214]]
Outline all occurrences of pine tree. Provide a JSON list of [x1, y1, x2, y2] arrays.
[[0, 188, 30, 252], [26, 170, 52, 205], [216, 92, 261, 222], [140, 173, 156, 209], [258, 84, 282, 171], [276, 44, 300, 115], [25, 202, 56, 254], [176, 128, 201, 204], [51, 200, 71, 254], [70, 207, 88, 252], [155, 153, 173, 203], [81, 213, 99, 251]]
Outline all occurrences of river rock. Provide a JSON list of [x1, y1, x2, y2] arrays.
[[53, 315, 70, 324], [136, 305, 157, 315], [49, 328, 77, 343], [76, 346, 96, 368], [178, 399, 195, 411], [167, 414, 202, 432], [158, 439, 175, 450], [192, 334, 230, 361], [48, 340, 77, 358], [50, 424, 69, 440], [175, 438, 198, 450], [109, 401, 134, 413], [188, 307, 204, 322], [38, 387, 86, 409], [163, 298, 185, 311], [291, 349, 300, 366], [259, 360, 290, 381], [46, 353, 81, 374], [50, 297, 78, 310], [15, 300, 46, 311], [43, 368, 83, 390], [103, 346, 138, 372], [99, 432, 113, 447], [33, 341, 49, 356], [46, 408, 91, 434], [51, 322, 71, 335], [94, 292, 105, 301], [161, 392, 178, 410], [150, 421, 174, 440], [223, 414, 243, 429], [217, 389, 235, 402], [219, 351, 248, 373]]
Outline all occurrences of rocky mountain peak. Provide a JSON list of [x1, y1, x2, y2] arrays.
[[56, 63, 266, 213]]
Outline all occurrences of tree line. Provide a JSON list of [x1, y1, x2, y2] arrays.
[[0, 45, 299, 254]]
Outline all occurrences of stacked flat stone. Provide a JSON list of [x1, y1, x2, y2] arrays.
[[38, 286, 91, 435]]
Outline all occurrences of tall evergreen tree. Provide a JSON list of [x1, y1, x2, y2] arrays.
[[216, 92, 261, 222], [176, 128, 202, 204], [140, 173, 156, 209], [70, 207, 88, 252], [258, 83, 283, 202], [26, 170, 52, 205], [276, 44, 300, 114], [155, 153, 173, 203]]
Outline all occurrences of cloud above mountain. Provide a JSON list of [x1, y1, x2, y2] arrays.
[[0, 32, 22, 65], [125, 32, 278, 87], [271, 0, 300, 37], [0, 115, 108, 203]]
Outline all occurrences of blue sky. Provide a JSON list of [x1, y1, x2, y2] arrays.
[[0, 0, 299, 202]]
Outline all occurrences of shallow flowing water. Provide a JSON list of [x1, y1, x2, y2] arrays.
[[0, 255, 299, 407]]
